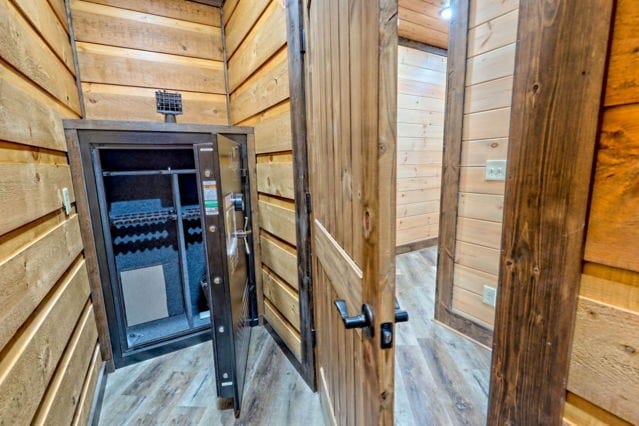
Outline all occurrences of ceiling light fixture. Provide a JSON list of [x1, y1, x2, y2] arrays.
[[439, 6, 452, 20]]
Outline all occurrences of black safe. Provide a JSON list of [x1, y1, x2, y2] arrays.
[[69, 123, 257, 414]]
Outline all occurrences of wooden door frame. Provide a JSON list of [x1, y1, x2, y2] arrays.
[[285, 0, 316, 390], [288, 0, 614, 423], [435, 0, 493, 347]]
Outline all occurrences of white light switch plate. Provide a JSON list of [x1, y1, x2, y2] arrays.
[[483, 285, 497, 307], [62, 187, 71, 216], [485, 160, 507, 181]]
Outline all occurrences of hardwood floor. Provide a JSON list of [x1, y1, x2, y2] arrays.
[[97, 327, 323, 425], [97, 247, 490, 425], [395, 247, 491, 425]]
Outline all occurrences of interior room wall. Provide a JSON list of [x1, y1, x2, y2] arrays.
[[70, 0, 228, 123], [0, 0, 102, 423], [451, 0, 519, 331], [565, 1, 639, 423], [224, 0, 302, 361], [396, 45, 446, 250]]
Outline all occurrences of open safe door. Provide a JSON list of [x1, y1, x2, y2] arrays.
[[194, 135, 257, 417]]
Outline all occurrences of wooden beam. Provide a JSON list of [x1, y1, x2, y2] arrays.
[[433, 0, 492, 345], [285, 0, 315, 391], [398, 36, 447, 57], [488, 1, 614, 423]]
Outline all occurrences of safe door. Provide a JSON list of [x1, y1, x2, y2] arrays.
[[194, 135, 257, 417]]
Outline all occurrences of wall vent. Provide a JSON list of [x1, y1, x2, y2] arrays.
[[155, 90, 183, 123]]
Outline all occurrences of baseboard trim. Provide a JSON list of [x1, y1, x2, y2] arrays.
[[396, 237, 438, 255], [89, 362, 108, 426]]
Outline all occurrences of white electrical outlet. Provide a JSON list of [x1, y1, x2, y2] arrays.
[[61, 187, 71, 216], [483, 285, 497, 307], [485, 160, 507, 181]]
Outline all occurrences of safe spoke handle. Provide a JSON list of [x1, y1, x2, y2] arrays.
[[334, 300, 374, 338]]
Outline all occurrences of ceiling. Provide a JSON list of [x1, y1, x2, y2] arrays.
[[398, 0, 450, 49]]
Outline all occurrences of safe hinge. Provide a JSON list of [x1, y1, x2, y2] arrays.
[[305, 192, 312, 213], [240, 168, 248, 178], [311, 328, 317, 347], [300, 27, 306, 54]]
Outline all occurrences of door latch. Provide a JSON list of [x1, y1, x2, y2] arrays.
[[380, 301, 410, 349], [334, 300, 374, 338]]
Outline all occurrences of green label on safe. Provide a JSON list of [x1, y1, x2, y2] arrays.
[[202, 180, 219, 215]]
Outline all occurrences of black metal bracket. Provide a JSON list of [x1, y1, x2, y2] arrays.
[[380, 301, 410, 350], [334, 300, 374, 338]]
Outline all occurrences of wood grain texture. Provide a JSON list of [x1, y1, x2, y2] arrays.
[[97, 328, 321, 424], [71, 0, 223, 61], [264, 300, 302, 360], [76, 42, 226, 94], [258, 199, 296, 246], [262, 268, 300, 330], [0, 0, 80, 113], [82, 83, 228, 124], [227, 0, 286, 92], [260, 234, 298, 290], [0, 218, 84, 352], [223, 0, 269, 57], [568, 297, 639, 424], [230, 47, 290, 124], [86, 0, 221, 26], [255, 161, 295, 199], [32, 304, 99, 426], [604, 0, 639, 107], [0, 63, 73, 151], [0, 261, 90, 425], [239, 102, 292, 154], [584, 104, 639, 272], [72, 344, 102, 426], [488, 1, 614, 423], [564, 392, 632, 426], [398, 0, 449, 49], [397, 45, 446, 247]]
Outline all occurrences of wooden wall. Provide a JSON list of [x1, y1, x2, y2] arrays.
[[398, 0, 448, 49], [70, 0, 228, 124], [224, 0, 301, 360], [396, 45, 446, 248], [450, 0, 518, 330], [565, 1, 639, 423], [0, 0, 102, 423]]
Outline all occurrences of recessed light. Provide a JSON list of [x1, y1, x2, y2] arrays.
[[440, 6, 452, 20]]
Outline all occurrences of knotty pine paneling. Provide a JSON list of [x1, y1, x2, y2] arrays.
[[398, 0, 449, 49], [565, 1, 639, 423], [71, 0, 228, 124], [0, 0, 102, 422], [451, 0, 519, 330], [225, 0, 301, 359], [397, 42, 446, 239]]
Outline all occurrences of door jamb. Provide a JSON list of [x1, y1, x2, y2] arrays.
[[285, 0, 316, 390]]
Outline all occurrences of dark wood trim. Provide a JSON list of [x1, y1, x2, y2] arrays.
[[89, 362, 108, 426], [398, 36, 447, 57], [188, 0, 223, 7], [488, 1, 614, 423], [65, 129, 115, 369], [263, 320, 307, 382], [434, 0, 480, 343], [219, 7, 231, 126], [64, 0, 86, 118], [395, 237, 438, 255], [285, 0, 316, 391], [63, 120, 253, 134]]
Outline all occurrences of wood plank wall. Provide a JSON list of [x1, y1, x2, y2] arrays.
[[450, 0, 518, 331], [396, 45, 446, 248], [398, 0, 449, 49], [224, 0, 302, 360], [70, 0, 228, 123], [565, 1, 639, 423], [0, 0, 102, 423]]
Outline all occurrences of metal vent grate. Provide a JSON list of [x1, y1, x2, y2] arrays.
[[155, 90, 183, 122]]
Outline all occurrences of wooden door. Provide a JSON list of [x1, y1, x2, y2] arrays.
[[303, 0, 398, 424]]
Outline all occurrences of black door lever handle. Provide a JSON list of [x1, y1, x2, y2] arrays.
[[395, 301, 409, 323], [334, 300, 374, 337]]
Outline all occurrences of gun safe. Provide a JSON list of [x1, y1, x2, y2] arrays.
[[65, 121, 259, 412]]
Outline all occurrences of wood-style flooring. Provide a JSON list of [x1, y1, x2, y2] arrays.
[[97, 327, 323, 425], [395, 247, 491, 425], [98, 247, 490, 425]]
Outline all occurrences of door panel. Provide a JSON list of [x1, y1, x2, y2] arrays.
[[303, 0, 398, 424], [195, 137, 254, 417]]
